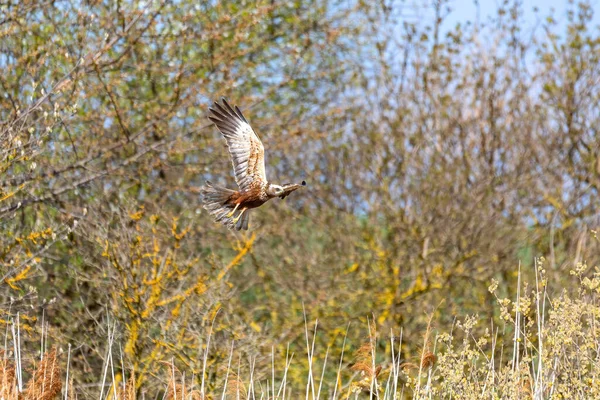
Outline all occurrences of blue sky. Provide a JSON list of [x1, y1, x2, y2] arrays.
[[443, 0, 600, 30]]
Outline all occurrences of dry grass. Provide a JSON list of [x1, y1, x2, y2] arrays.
[[23, 348, 62, 400], [0, 258, 598, 399], [117, 373, 136, 400], [0, 348, 62, 400], [225, 374, 249, 400], [349, 341, 383, 396], [0, 352, 17, 399], [164, 366, 203, 400]]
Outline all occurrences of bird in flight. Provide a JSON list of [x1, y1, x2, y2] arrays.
[[201, 98, 306, 230]]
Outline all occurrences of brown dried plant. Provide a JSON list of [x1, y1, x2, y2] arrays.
[[162, 362, 203, 400], [226, 374, 248, 400], [67, 378, 76, 400], [23, 347, 62, 400], [0, 351, 17, 400], [350, 342, 381, 378], [518, 367, 534, 399], [165, 384, 203, 400], [400, 313, 437, 397], [118, 373, 136, 400], [419, 319, 437, 370], [350, 329, 383, 396], [420, 351, 436, 370]]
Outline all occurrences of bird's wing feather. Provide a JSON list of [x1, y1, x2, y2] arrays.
[[208, 99, 266, 192]]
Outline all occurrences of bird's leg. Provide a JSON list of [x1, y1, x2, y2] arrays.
[[227, 202, 240, 218], [231, 207, 247, 223]]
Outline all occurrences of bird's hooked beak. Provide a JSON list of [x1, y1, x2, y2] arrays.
[[279, 180, 307, 199]]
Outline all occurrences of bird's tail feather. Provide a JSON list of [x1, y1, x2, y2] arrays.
[[201, 181, 249, 230], [236, 209, 250, 231]]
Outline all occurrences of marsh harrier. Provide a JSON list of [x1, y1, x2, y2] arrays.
[[201, 98, 306, 230]]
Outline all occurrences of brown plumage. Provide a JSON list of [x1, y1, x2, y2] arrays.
[[201, 98, 306, 230]]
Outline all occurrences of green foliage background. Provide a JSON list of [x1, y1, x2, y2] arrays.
[[1, 0, 599, 397]]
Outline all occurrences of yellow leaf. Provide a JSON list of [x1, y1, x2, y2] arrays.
[[250, 321, 262, 332], [345, 263, 359, 274]]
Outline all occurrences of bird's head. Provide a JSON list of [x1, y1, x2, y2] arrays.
[[276, 181, 307, 199], [266, 184, 285, 198]]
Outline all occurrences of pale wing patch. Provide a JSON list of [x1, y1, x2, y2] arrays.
[[208, 99, 267, 192]]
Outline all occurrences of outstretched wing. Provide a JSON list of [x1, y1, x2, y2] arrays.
[[208, 98, 267, 192]]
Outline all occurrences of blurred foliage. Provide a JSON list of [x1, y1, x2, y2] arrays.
[[1, 0, 599, 397]]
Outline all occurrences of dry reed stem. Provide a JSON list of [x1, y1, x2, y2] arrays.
[[67, 378, 76, 400]]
